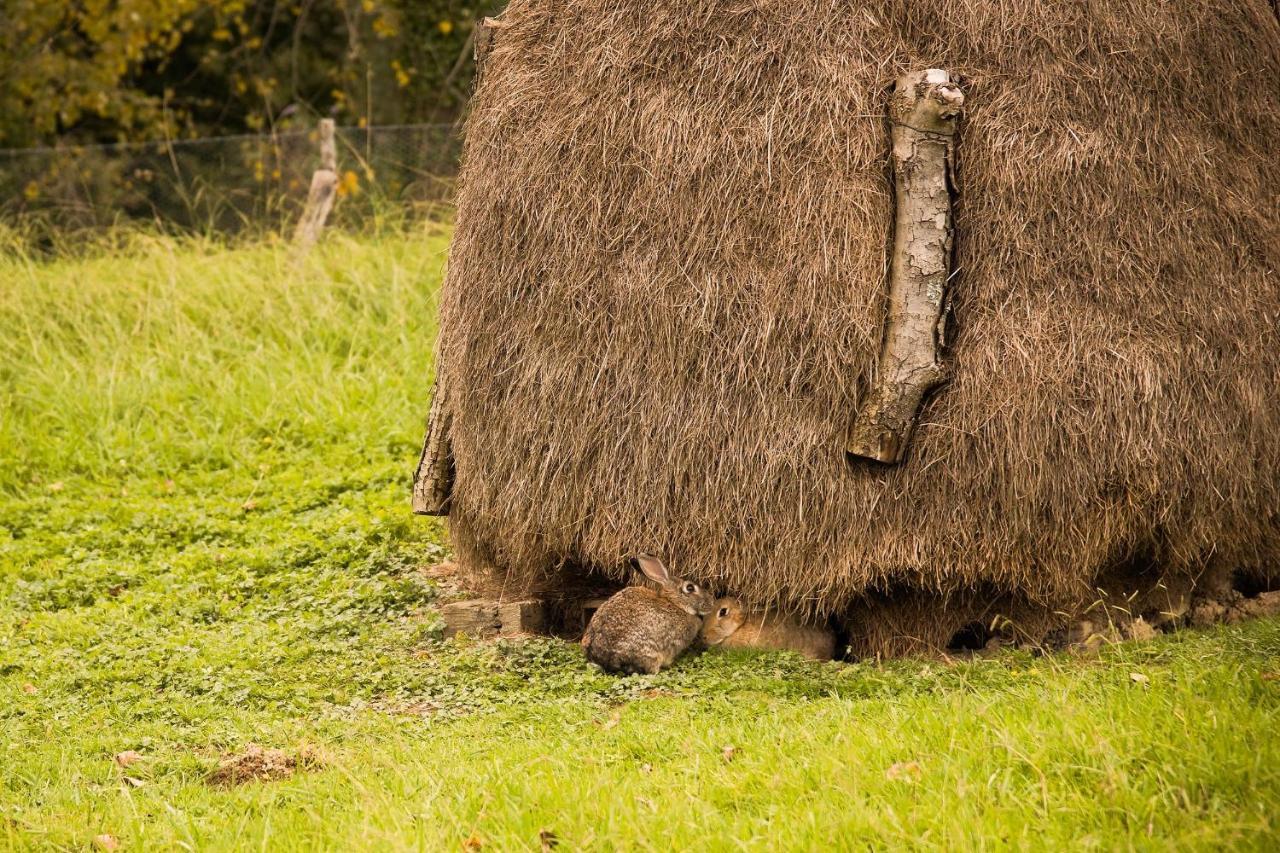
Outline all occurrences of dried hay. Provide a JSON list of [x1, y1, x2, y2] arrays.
[[431, 0, 1280, 653]]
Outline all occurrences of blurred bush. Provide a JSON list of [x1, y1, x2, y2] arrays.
[[0, 0, 504, 149]]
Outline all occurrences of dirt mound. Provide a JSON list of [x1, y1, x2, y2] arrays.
[[207, 744, 319, 787]]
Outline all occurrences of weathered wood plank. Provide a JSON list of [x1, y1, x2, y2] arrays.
[[439, 599, 500, 639]]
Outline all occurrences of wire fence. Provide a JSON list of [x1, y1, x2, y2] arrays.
[[0, 123, 464, 237]]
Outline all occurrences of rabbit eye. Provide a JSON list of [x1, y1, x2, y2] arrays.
[[718, 607, 729, 617], [682, 582, 696, 594]]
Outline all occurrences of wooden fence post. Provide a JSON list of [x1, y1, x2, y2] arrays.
[[292, 118, 338, 249]]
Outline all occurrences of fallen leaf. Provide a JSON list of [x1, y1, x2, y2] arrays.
[[1129, 672, 1150, 685], [21, 683, 36, 695], [93, 835, 119, 851], [122, 776, 146, 788], [462, 835, 483, 851], [885, 761, 924, 782], [114, 750, 143, 767], [423, 561, 459, 579], [241, 499, 258, 511], [721, 745, 736, 763], [538, 829, 560, 851]]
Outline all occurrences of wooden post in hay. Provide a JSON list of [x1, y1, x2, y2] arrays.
[[410, 14, 508, 516], [292, 118, 338, 250], [474, 18, 497, 83], [848, 69, 964, 465], [473, 16, 507, 88], [412, 375, 454, 515]]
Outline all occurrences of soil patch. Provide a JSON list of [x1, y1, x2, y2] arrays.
[[207, 744, 321, 787]]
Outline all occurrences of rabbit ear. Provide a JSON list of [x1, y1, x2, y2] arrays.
[[635, 553, 672, 586]]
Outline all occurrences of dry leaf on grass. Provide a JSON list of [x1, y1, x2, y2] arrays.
[[114, 750, 143, 767], [21, 683, 36, 694], [92, 835, 119, 851], [422, 561, 459, 579], [885, 761, 924, 782], [462, 835, 483, 850], [721, 745, 737, 763], [1129, 672, 1150, 685]]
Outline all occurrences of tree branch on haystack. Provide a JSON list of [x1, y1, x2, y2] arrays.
[[412, 374, 454, 515], [848, 69, 964, 465]]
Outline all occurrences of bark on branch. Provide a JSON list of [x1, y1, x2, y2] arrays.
[[848, 69, 963, 464], [412, 374, 455, 515]]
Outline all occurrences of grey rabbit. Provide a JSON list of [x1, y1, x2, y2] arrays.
[[582, 554, 715, 674]]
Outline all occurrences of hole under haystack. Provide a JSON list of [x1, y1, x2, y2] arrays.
[[1231, 569, 1280, 601], [946, 623, 989, 652]]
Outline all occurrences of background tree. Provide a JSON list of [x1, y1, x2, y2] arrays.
[[0, 0, 503, 148]]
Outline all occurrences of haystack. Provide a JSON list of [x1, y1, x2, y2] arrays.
[[418, 0, 1280, 655]]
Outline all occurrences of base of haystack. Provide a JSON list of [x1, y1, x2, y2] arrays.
[[423, 556, 1280, 660], [845, 565, 1280, 660]]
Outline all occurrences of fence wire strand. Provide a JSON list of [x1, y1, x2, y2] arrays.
[[0, 123, 463, 235]]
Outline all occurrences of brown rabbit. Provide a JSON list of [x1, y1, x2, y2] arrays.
[[700, 597, 837, 661], [582, 554, 715, 674]]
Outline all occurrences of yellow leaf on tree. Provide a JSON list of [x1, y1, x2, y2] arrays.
[[337, 170, 360, 197]]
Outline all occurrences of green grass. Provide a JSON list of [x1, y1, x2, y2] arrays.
[[1, 230, 1278, 850]]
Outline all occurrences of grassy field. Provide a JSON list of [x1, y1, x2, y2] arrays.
[[1, 230, 1278, 851]]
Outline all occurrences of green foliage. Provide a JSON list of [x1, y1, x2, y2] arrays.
[[0, 1, 504, 148], [1, 233, 1278, 848]]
